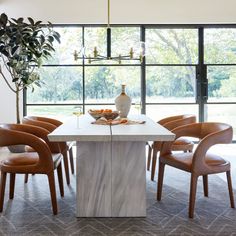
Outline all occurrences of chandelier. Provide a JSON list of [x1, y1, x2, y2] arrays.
[[73, 0, 145, 64]]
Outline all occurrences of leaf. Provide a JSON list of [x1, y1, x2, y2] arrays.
[[0, 45, 5, 52], [34, 81, 41, 87], [53, 33, 61, 43], [27, 54, 33, 61], [40, 34, 45, 44], [11, 46, 18, 55], [17, 17, 24, 23], [47, 21, 53, 27], [0, 13, 8, 26], [1, 49, 9, 57], [0, 29, 5, 37], [48, 35, 54, 43], [27, 17, 34, 25], [11, 18, 18, 24], [35, 20, 42, 26]]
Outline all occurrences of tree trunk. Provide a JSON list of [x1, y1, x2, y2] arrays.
[[16, 87, 20, 124]]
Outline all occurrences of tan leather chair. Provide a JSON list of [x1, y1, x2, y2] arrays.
[[148, 114, 196, 181], [22, 117, 72, 185], [24, 116, 74, 175], [0, 124, 64, 215], [157, 122, 235, 218]]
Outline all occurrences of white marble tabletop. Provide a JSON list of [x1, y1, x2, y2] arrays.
[[48, 114, 175, 142], [111, 114, 175, 141], [48, 114, 111, 142]]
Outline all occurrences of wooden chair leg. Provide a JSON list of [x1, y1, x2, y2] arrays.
[[147, 143, 152, 171], [63, 151, 70, 185], [157, 162, 165, 201], [0, 172, 7, 212], [24, 174, 28, 183], [226, 170, 235, 208], [69, 148, 74, 175], [203, 175, 208, 197], [57, 163, 64, 197], [189, 174, 198, 218], [9, 173, 15, 199], [151, 148, 158, 181], [47, 172, 58, 215]]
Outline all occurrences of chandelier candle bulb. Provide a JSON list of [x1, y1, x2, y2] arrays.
[[140, 54, 143, 63], [74, 50, 78, 61], [130, 47, 134, 59], [119, 54, 122, 64], [94, 47, 98, 57]]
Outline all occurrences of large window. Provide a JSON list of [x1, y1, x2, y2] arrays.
[[145, 28, 198, 121], [25, 25, 236, 137], [146, 29, 198, 64], [204, 29, 236, 134], [26, 26, 142, 120], [85, 66, 140, 104]]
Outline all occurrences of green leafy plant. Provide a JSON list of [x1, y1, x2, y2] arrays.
[[0, 13, 60, 123]]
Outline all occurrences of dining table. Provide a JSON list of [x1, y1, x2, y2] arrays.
[[48, 114, 175, 217]]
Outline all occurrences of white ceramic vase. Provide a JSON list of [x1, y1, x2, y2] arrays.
[[115, 85, 131, 118]]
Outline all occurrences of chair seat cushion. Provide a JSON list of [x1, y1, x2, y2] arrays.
[[160, 152, 229, 172], [1, 152, 62, 169], [174, 138, 193, 145], [25, 146, 35, 152], [172, 138, 194, 152], [3, 152, 38, 166]]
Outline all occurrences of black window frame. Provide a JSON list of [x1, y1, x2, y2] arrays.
[[24, 23, 236, 126]]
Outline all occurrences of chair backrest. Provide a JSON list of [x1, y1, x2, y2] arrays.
[[0, 124, 55, 172], [22, 117, 57, 132], [24, 116, 62, 127], [161, 114, 196, 131], [22, 117, 66, 153], [161, 122, 233, 173], [152, 114, 196, 152]]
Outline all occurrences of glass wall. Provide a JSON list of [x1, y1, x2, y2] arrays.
[[26, 26, 141, 120], [25, 25, 236, 137], [204, 29, 236, 137], [145, 28, 198, 121]]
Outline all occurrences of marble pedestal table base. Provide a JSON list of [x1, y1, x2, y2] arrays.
[[76, 141, 146, 217]]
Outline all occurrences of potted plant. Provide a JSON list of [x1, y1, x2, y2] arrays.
[[0, 13, 60, 123]]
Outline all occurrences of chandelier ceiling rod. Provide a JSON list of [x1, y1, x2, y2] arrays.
[[108, 0, 110, 27], [107, 0, 111, 58]]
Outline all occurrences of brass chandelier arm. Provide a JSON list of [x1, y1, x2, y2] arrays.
[[73, 0, 145, 64]]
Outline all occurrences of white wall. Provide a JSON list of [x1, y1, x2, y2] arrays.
[[0, 0, 236, 123], [1, 0, 236, 24], [0, 66, 23, 123]]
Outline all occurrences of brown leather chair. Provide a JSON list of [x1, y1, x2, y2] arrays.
[[22, 117, 72, 185], [148, 114, 196, 181], [24, 116, 74, 175], [0, 124, 64, 215], [157, 122, 235, 218]]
